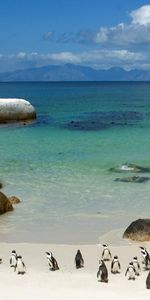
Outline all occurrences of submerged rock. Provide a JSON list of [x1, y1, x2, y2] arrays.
[[0, 191, 13, 214], [62, 110, 143, 131], [114, 176, 150, 183], [109, 163, 150, 173], [0, 98, 36, 123], [8, 196, 21, 204], [123, 219, 150, 241]]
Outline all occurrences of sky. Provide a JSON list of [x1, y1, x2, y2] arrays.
[[0, 0, 150, 72]]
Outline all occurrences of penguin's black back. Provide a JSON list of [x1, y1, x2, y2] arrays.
[[146, 271, 150, 289], [75, 250, 84, 269]]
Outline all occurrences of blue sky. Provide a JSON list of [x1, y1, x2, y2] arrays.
[[0, 0, 150, 72]]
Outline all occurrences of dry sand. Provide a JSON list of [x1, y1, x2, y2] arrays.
[[0, 241, 150, 300]]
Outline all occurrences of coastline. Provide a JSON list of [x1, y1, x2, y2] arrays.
[[1, 241, 150, 300]]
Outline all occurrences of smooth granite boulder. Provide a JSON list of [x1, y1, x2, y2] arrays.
[[123, 219, 150, 241], [0, 191, 13, 214], [0, 98, 36, 123]]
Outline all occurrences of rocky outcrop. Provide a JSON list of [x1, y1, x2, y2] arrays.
[[109, 163, 150, 173], [123, 219, 150, 241], [8, 196, 21, 204], [0, 192, 13, 214], [114, 176, 150, 183], [0, 98, 36, 123]]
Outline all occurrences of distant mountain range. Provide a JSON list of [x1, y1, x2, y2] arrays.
[[0, 64, 150, 81]]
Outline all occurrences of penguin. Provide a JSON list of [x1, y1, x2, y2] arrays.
[[101, 244, 112, 261], [46, 252, 59, 271], [111, 256, 121, 274], [10, 250, 17, 269], [140, 246, 150, 263], [125, 262, 136, 280], [133, 256, 141, 276], [75, 250, 84, 269], [15, 255, 26, 275], [146, 270, 150, 289], [140, 249, 150, 270], [0, 258, 2, 264], [97, 260, 108, 283]]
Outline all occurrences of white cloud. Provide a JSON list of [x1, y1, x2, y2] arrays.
[[131, 5, 150, 25], [50, 52, 81, 63], [0, 49, 146, 71]]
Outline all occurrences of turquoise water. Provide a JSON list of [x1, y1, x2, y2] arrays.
[[0, 82, 150, 243]]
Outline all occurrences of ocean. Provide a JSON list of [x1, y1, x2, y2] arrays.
[[0, 81, 150, 244]]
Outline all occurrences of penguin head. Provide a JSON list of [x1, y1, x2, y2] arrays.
[[133, 256, 137, 260], [114, 256, 118, 259], [17, 255, 22, 260], [129, 262, 133, 266], [103, 244, 108, 248], [140, 246, 146, 251], [46, 251, 52, 257], [12, 250, 16, 254]]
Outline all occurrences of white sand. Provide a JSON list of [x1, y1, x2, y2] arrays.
[[0, 241, 150, 300]]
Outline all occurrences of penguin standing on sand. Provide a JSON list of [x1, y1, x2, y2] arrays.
[[133, 256, 141, 276], [140, 248, 150, 270], [10, 250, 17, 269], [111, 256, 121, 274], [146, 271, 150, 289], [75, 250, 84, 269], [46, 252, 59, 271], [101, 244, 112, 261], [15, 255, 26, 275], [125, 262, 136, 280], [97, 260, 108, 283]]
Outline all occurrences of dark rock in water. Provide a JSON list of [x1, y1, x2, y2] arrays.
[[109, 163, 150, 173], [123, 219, 150, 241], [8, 196, 21, 204], [61, 110, 143, 132], [0, 182, 3, 189], [65, 119, 108, 131], [114, 176, 150, 183], [0, 191, 13, 214]]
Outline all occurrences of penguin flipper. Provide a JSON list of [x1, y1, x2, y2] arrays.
[[125, 267, 129, 276]]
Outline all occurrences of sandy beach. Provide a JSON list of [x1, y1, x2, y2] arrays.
[[0, 241, 150, 300]]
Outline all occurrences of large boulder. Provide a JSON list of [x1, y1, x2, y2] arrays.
[[0, 98, 36, 123], [123, 219, 150, 241], [0, 191, 13, 214]]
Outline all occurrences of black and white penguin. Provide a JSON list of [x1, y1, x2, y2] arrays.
[[46, 252, 59, 271], [10, 250, 17, 269], [125, 262, 136, 280], [146, 270, 150, 289], [140, 249, 150, 270], [133, 256, 141, 276], [101, 244, 112, 261], [15, 255, 26, 275], [75, 250, 84, 269], [111, 256, 121, 274], [97, 260, 108, 283]]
